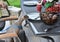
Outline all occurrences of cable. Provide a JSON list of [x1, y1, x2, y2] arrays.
[[41, 36, 55, 42]]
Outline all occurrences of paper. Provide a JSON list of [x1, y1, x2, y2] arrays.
[[27, 13, 40, 20]]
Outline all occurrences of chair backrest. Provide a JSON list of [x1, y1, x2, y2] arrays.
[[0, 3, 10, 31], [21, 0, 39, 14]]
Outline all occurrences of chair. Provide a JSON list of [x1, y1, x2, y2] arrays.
[[21, 0, 40, 26], [0, 31, 21, 42], [0, 4, 21, 42], [21, 0, 38, 14]]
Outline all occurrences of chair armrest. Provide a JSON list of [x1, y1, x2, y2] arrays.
[[0, 33, 17, 39], [0, 16, 18, 21]]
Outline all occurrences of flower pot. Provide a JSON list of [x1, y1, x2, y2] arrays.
[[40, 12, 58, 25]]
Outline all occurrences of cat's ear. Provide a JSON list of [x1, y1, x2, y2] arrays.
[[24, 15, 29, 20]]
